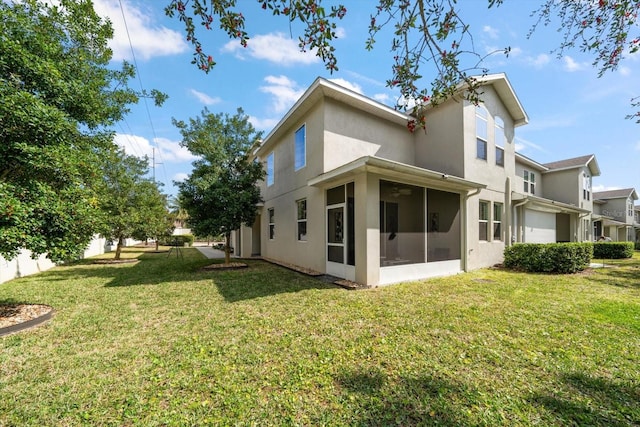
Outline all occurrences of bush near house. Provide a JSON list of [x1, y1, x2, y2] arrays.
[[593, 242, 634, 259], [503, 243, 593, 274], [159, 234, 194, 247], [634, 242, 640, 251]]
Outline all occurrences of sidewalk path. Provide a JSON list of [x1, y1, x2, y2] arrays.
[[195, 246, 226, 259]]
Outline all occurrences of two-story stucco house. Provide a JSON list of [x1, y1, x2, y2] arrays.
[[592, 188, 639, 242], [232, 74, 599, 287]]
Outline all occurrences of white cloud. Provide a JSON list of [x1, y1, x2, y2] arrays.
[[114, 134, 198, 163], [483, 25, 499, 40], [563, 55, 587, 72], [619, 66, 632, 76], [514, 136, 548, 154], [172, 172, 189, 183], [189, 89, 221, 105], [373, 93, 391, 104], [329, 78, 363, 94], [93, 0, 188, 61], [635, 141, 640, 151], [249, 116, 280, 132], [222, 32, 319, 66], [334, 27, 347, 38], [259, 75, 305, 113], [527, 53, 551, 68]]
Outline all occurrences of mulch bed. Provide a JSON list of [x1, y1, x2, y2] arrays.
[[91, 259, 139, 264], [0, 304, 53, 335], [201, 262, 248, 271]]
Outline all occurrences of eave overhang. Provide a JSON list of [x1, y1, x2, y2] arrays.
[[308, 156, 486, 193], [512, 193, 590, 215]]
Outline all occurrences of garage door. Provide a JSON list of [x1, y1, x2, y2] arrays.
[[524, 209, 556, 243]]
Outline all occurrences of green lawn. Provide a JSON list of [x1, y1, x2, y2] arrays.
[[1, 248, 638, 426]]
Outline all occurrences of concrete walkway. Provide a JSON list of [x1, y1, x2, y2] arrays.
[[195, 246, 226, 259]]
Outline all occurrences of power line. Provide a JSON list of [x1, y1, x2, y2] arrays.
[[117, 0, 168, 185]]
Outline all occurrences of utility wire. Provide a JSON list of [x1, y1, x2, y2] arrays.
[[118, 0, 168, 185]]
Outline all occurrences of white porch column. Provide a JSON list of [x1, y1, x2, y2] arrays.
[[354, 173, 380, 286]]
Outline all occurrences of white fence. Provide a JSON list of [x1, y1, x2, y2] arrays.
[[0, 236, 116, 285]]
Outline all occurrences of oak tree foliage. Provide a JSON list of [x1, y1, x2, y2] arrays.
[[174, 108, 264, 264], [0, 0, 165, 261], [167, 0, 640, 125]]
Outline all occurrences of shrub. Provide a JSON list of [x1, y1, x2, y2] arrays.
[[593, 242, 634, 259], [635, 242, 640, 251], [159, 234, 194, 247], [503, 243, 593, 274]]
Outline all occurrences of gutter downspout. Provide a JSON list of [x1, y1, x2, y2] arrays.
[[462, 187, 483, 272], [505, 178, 512, 247]]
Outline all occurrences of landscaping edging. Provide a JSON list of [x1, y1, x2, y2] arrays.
[[0, 306, 54, 337]]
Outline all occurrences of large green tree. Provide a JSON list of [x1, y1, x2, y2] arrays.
[[0, 0, 164, 262], [175, 108, 264, 264], [97, 149, 168, 259], [166, 0, 640, 124]]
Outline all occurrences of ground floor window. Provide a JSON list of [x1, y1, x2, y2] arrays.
[[296, 199, 307, 241], [493, 202, 503, 240], [268, 208, 275, 240], [479, 201, 489, 241]]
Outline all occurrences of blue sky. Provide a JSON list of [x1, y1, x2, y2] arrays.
[[95, 0, 640, 199]]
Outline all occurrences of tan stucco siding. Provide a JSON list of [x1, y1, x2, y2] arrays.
[[542, 169, 580, 206], [416, 99, 464, 177], [462, 86, 517, 192], [465, 188, 507, 270], [323, 99, 414, 172]]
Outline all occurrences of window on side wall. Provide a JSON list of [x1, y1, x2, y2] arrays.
[[296, 199, 307, 241], [583, 173, 591, 201], [496, 147, 504, 167], [479, 201, 489, 241], [495, 116, 505, 146], [493, 202, 503, 240], [476, 105, 488, 160], [294, 124, 306, 171], [524, 170, 535, 195], [266, 152, 274, 187], [268, 208, 275, 240]]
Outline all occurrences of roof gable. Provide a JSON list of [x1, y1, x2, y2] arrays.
[[593, 188, 638, 201], [542, 154, 601, 176]]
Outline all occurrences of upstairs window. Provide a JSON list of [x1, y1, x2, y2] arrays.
[[476, 105, 488, 160], [295, 124, 306, 171], [496, 147, 504, 167], [583, 173, 591, 201], [296, 199, 307, 241], [266, 152, 274, 187], [628, 198, 634, 217], [524, 170, 536, 195], [495, 116, 505, 146]]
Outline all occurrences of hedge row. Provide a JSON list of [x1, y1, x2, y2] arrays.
[[158, 234, 194, 247], [593, 241, 634, 259], [503, 243, 593, 274]]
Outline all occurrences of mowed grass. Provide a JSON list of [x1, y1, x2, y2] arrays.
[[1, 248, 639, 426]]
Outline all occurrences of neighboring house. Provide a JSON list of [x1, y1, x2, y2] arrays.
[[592, 188, 639, 242], [231, 74, 603, 286], [635, 205, 640, 242]]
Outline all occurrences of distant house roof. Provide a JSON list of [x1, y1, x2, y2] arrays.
[[542, 154, 601, 176], [593, 188, 638, 201]]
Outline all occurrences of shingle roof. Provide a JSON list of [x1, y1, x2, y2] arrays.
[[543, 154, 594, 170], [593, 188, 637, 200]]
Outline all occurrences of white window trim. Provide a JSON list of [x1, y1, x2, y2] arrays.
[[479, 200, 489, 241], [476, 106, 488, 161], [524, 169, 536, 195], [493, 202, 503, 241], [296, 198, 307, 242], [495, 146, 504, 167], [268, 208, 275, 240]]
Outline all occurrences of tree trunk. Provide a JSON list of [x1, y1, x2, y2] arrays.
[[155, 239, 159, 251], [115, 235, 124, 260], [225, 231, 231, 264]]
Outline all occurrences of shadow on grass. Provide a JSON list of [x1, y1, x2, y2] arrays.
[[530, 372, 640, 426], [33, 248, 336, 301], [208, 260, 338, 302], [587, 265, 640, 289], [330, 368, 478, 426]]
